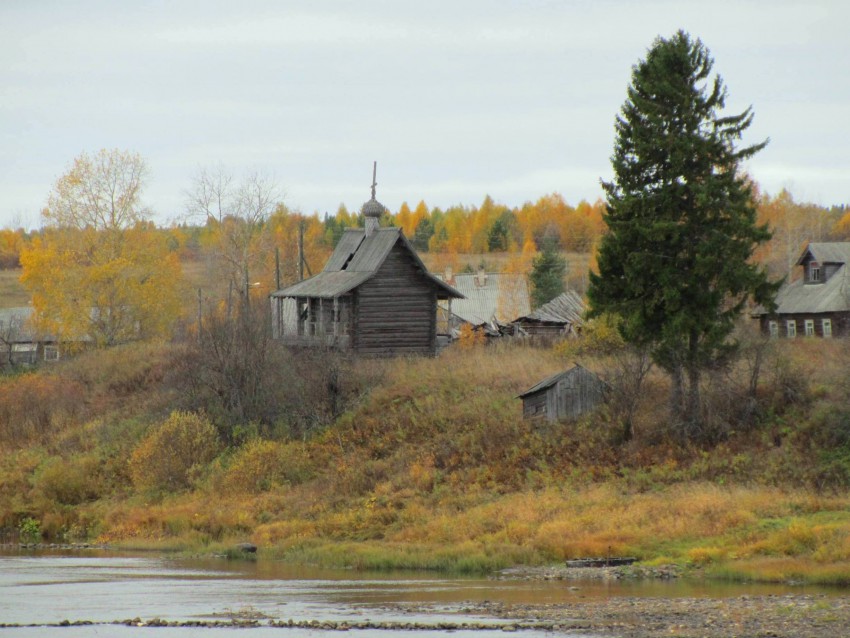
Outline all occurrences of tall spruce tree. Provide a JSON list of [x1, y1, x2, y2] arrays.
[[530, 236, 567, 308], [587, 31, 778, 439]]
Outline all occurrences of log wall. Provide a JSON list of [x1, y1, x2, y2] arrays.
[[353, 241, 437, 356]]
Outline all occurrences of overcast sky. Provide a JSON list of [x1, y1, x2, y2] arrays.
[[1, 0, 848, 230]]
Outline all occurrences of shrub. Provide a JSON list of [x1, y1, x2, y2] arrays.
[[19, 517, 40, 543], [554, 312, 625, 357], [687, 546, 727, 566], [0, 373, 84, 446], [129, 411, 220, 491], [34, 455, 102, 505], [223, 439, 315, 494]]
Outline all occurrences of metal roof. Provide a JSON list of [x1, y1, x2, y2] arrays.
[[438, 273, 530, 325], [517, 290, 586, 325], [273, 227, 463, 300]]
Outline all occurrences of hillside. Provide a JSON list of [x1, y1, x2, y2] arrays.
[[0, 269, 28, 309], [2, 336, 850, 583]]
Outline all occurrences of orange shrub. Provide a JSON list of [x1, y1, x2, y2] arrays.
[[0, 374, 84, 446], [129, 411, 220, 491]]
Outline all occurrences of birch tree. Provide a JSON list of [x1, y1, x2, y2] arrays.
[[21, 149, 180, 347]]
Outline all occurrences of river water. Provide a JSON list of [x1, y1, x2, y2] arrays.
[[0, 549, 836, 637]]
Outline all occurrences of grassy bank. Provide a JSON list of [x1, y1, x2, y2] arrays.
[[3, 337, 850, 584]]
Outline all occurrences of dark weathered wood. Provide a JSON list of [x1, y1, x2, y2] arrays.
[[352, 242, 439, 355], [272, 224, 462, 356], [520, 365, 606, 423]]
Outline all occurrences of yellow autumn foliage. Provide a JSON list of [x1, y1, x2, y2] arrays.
[[129, 412, 220, 491], [21, 225, 181, 347]]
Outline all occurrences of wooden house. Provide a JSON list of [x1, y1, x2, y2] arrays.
[[518, 364, 607, 422], [0, 307, 61, 366], [270, 185, 463, 356], [513, 290, 586, 338], [754, 242, 850, 338]]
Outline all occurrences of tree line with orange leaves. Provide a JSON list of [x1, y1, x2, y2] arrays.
[[11, 186, 847, 282], [7, 152, 850, 319]]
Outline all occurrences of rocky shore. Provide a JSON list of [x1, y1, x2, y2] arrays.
[[463, 594, 850, 637], [4, 596, 850, 636], [5, 552, 850, 636], [477, 564, 850, 636], [494, 564, 684, 582]]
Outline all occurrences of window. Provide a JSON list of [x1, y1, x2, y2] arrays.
[[11, 343, 37, 365], [44, 346, 59, 362], [823, 318, 833, 338], [768, 321, 779, 338], [810, 261, 821, 282], [804, 319, 815, 336], [786, 320, 796, 338], [11, 343, 36, 353]]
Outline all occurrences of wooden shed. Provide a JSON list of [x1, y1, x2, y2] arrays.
[[518, 364, 606, 422], [513, 290, 586, 339], [270, 183, 463, 356]]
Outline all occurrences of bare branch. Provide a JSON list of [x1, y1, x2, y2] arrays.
[[44, 149, 149, 231]]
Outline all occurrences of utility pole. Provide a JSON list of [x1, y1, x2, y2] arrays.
[[244, 269, 251, 314], [275, 247, 281, 291], [298, 218, 305, 282]]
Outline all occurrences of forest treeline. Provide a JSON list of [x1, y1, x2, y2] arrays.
[[2, 186, 847, 285]]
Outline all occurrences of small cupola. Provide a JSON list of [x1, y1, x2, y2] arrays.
[[361, 162, 386, 237]]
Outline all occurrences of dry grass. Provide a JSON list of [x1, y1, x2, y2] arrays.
[[4, 335, 850, 582], [0, 269, 29, 308]]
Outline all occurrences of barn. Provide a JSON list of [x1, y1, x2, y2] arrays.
[[518, 364, 607, 422], [270, 184, 463, 356]]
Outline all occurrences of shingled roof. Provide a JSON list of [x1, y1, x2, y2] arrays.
[[272, 228, 462, 300], [516, 290, 586, 326]]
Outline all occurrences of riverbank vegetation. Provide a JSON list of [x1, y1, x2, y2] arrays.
[[3, 333, 850, 585]]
